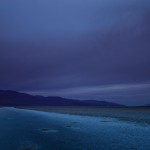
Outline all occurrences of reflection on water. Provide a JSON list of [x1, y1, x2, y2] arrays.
[[0, 107, 150, 150]]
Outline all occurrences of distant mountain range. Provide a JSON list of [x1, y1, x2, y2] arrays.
[[0, 90, 125, 107]]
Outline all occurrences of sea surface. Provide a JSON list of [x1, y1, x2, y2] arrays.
[[0, 107, 150, 150]]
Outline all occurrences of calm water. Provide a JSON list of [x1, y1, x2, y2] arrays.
[[0, 107, 150, 150]]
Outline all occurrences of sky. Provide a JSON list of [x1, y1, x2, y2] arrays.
[[0, 0, 150, 106]]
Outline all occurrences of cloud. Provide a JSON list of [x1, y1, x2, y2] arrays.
[[1, 0, 149, 40], [27, 82, 150, 106], [0, 0, 150, 105]]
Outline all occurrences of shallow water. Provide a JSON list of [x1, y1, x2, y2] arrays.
[[0, 107, 150, 150]]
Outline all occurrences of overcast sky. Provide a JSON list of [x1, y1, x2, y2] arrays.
[[0, 0, 150, 106]]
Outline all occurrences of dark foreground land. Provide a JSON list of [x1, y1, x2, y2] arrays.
[[0, 107, 150, 150], [19, 106, 150, 125]]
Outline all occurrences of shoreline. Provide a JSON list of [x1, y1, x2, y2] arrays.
[[16, 106, 150, 125]]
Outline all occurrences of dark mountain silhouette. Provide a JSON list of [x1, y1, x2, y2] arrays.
[[0, 90, 125, 107]]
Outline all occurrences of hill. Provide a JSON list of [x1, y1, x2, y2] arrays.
[[0, 90, 125, 107]]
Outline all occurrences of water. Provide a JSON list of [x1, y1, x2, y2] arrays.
[[0, 107, 150, 150]]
